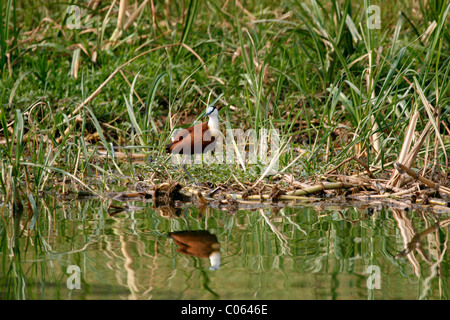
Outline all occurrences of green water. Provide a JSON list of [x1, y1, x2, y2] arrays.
[[1, 199, 448, 300]]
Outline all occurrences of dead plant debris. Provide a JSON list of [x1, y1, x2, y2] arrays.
[[98, 160, 450, 216]]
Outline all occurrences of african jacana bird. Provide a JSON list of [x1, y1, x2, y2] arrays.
[[165, 105, 220, 183], [168, 230, 221, 270]]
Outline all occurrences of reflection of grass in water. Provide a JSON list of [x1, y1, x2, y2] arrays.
[[0, 198, 449, 300]]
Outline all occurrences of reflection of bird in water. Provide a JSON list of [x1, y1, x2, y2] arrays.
[[168, 230, 221, 270]]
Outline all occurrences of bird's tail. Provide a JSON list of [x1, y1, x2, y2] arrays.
[[165, 143, 172, 153]]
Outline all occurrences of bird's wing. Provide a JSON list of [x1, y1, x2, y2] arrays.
[[167, 122, 211, 154], [170, 124, 196, 143]]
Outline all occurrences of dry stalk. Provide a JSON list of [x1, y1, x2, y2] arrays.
[[395, 162, 450, 196], [117, 0, 128, 29], [366, 55, 381, 157], [286, 182, 357, 197], [388, 111, 419, 187]]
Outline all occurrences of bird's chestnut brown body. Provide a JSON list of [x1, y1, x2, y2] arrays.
[[165, 121, 216, 155]]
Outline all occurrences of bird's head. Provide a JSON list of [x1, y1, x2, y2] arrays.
[[205, 106, 218, 117]]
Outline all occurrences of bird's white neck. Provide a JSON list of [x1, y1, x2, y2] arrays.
[[209, 251, 221, 270], [207, 112, 220, 136]]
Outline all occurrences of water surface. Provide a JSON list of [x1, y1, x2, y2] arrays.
[[1, 199, 448, 300]]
